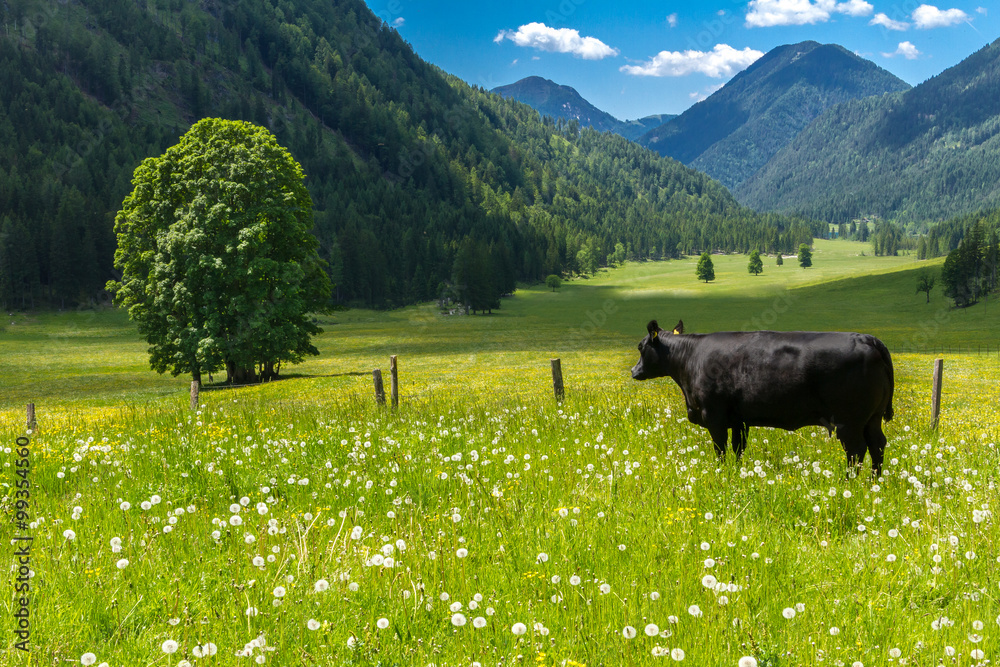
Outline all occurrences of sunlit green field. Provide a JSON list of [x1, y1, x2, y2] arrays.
[[2, 239, 1000, 666]]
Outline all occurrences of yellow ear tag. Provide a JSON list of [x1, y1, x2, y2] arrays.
[[672, 328, 681, 335]]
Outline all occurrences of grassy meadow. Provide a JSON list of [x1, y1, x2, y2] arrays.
[[2, 239, 1000, 666]]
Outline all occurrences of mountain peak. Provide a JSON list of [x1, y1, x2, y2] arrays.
[[739, 35, 1000, 222], [639, 41, 910, 190], [492, 77, 674, 141]]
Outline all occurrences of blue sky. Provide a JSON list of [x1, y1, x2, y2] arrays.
[[362, 0, 997, 120]]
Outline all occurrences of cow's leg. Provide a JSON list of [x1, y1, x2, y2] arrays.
[[864, 416, 887, 477], [707, 423, 729, 459], [731, 422, 750, 460], [836, 425, 867, 477]]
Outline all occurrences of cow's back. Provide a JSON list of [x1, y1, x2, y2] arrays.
[[686, 331, 893, 430]]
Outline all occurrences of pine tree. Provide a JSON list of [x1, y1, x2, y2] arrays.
[[748, 249, 763, 276], [798, 244, 813, 268], [696, 252, 715, 283]]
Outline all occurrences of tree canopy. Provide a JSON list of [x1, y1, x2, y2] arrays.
[[107, 118, 331, 384]]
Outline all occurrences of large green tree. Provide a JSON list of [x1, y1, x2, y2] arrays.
[[108, 119, 331, 384]]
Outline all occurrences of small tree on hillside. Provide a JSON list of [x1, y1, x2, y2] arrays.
[[776, 254, 784, 267], [609, 242, 626, 267], [798, 244, 813, 268], [546, 274, 562, 292], [748, 249, 763, 276], [576, 238, 600, 276], [916, 272, 936, 303], [696, 252, 715, 283]]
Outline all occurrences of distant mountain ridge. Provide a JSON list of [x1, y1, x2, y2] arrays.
[[638, 41, 910, 190], [492, 76, 674, 141], [738, 37, 1000, 223]]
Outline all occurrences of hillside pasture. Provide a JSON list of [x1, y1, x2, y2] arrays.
[[2, 239, 999, 666]]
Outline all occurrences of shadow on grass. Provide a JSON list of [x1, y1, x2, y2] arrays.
[[200, 370, 370, 390]]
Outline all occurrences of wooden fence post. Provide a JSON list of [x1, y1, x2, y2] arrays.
[[390, 355, 399, 409], [551, 358, 564, 401], [190, 381, 200, 411], [373, 369, 386, 405], [26, 403, 36, 431], [931, 358, 943, 429]]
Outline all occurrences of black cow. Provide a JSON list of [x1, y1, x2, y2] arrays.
[[631, 320, 894, 475]]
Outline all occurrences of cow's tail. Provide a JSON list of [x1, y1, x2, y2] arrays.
[[870, 336, 894, 422]]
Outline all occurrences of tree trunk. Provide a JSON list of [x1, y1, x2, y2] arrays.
[[226, 361, 257, 385], [261, 361, 279, 382], [192, 368, 202, 384]]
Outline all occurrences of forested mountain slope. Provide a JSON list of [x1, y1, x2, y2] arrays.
[[492, 76, 675, 141], [639, 42, 909, 190], [0, 0, 815, 310], [739, 38, 1000, 223]]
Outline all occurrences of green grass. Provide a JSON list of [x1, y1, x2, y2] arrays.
[[2, 239, 1000, 666]]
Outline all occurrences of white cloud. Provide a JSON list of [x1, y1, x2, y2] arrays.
[[392, 17, 405, 28], [836, 0, 874, 17], [976, 7, 987, 16], [870, 13, 910, 30], [667, 13, 679, 28], [745, 0, 873, 27], [883, 41, 921, 59], [620, 44, 764, 78], [493, 22, 619, 59], [912, 4, 970, 28]]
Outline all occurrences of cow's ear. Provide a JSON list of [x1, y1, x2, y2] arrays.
[[672, 320, 684, 335], [647, 320, 660, 338]]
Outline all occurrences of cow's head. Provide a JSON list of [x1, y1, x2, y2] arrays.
[[631, 319, 683, 380]]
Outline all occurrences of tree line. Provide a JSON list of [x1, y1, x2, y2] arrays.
[[940, 216, 1000, 307]]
